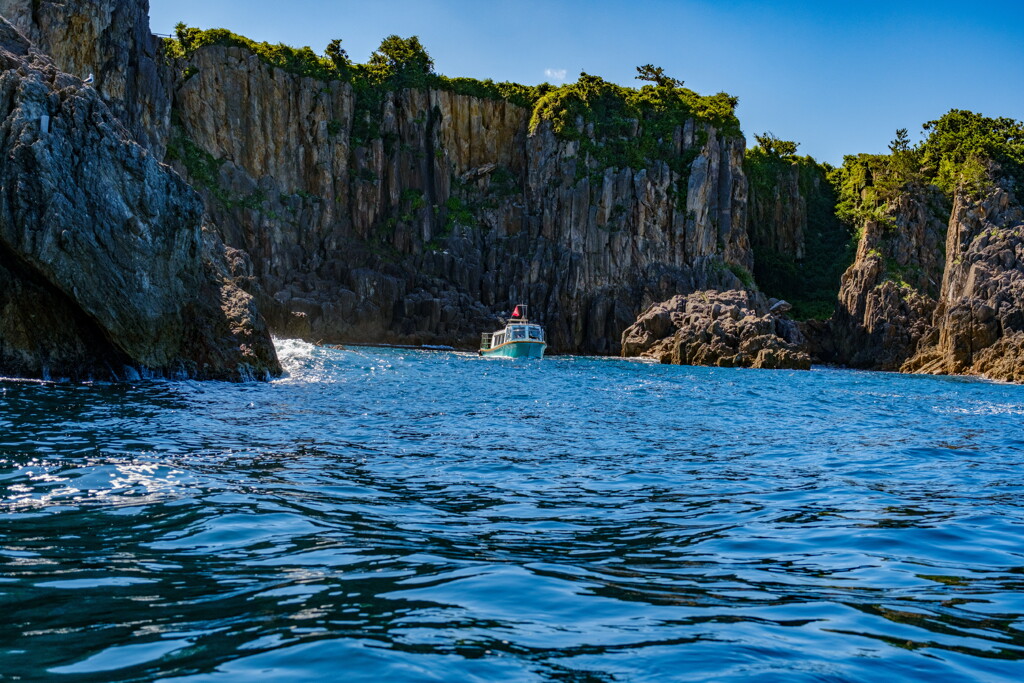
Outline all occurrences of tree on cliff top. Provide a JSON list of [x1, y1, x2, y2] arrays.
[[752, 132, 799, 157], [325, 39, 352, 75], [919, 109, 1024, 195], [635, 64, 684, 89], [367, 35, 434, 87]]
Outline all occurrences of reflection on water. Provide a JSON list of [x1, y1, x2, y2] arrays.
[[1, 341, 1023, 681]]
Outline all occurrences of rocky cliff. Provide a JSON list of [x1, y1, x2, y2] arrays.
[[0, 16, 279, 381], [828, 186, 949, 369], [0, 0, 171, 156], [748, 158, 805, 260], [165, 45, 753, 353], [904, 174, 1024, 381], [744, 150, 853, 320], [9, 0, 1024, 384]]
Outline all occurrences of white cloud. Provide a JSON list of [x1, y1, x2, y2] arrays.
[[544, 68, 567, 82]]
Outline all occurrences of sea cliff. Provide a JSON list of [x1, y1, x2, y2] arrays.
[[2, 0, 1023, 383]]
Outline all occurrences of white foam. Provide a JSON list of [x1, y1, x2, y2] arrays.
[[273, 338, 317, 367]]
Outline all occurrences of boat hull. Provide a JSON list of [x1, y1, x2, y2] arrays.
[[480, 341, 546, 359]]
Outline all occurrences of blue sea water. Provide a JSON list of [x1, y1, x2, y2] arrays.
[[1, 341, 1023, 682]]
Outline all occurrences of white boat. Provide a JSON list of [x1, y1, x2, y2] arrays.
[[479, 305, 546, 359]]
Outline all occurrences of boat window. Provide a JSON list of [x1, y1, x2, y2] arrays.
[[513, 327, 525, 340], [528, 326, 540, 339]]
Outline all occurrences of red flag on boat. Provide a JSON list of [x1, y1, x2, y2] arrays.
[[512, 305, 521, 318]]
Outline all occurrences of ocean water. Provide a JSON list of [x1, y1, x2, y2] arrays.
[[1, 341, 1023, 682]]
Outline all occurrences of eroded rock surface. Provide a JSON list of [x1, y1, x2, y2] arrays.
[[904, 176, 1024, 381], [0, 0, 172, 155], [168, 50, 753, 353], [0, 17, 279, 380], [621, 290, 810, 370], [829, 186, 948, 369]]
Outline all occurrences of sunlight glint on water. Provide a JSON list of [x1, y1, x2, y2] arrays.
[[0, 340, 1023, 681]]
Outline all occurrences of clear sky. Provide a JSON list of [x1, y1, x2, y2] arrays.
[[149, 0, 1024, 166]]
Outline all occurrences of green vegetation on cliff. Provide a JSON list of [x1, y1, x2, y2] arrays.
[[823, 111, 1024, 301], [918, 110, 1024, 195], [745, 137, 853, 320], [528, 69, 739, 180], [833, 110, 1024, 221], [164, 25, 740, 163]]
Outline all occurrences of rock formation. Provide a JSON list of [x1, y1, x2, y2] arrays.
[[0, 16, 279, 381], [620, 290, 810, 370], [748, 158, 806, 260], [904, 174, 1024, 381], [0, 0, 171, 156], [745, 151, 853, 321], [829, 186, 948, 369]]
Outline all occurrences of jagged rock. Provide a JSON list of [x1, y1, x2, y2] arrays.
[[0, 17, 280, 381], [903, 175, 1024, 381], [7, 1, 756, 355], [829, 185, 949, 369], [620, 290, 810, 370], [0, 0, 172, 155]]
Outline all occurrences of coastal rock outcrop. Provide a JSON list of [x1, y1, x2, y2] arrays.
[[828, 186, 948, 368], [620, 290, 810, 369], [0, 17, 279, 380], [903, 174, 1024, 381], [748, 159, 805, 260], [0, 0, 172, 155]]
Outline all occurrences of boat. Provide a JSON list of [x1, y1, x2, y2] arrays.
[[479, 305, 546, 359]]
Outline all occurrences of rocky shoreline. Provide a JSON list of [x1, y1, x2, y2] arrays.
[[0, 0, 1021, 384]]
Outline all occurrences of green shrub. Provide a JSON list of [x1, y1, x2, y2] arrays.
[[527, 72, 737, 181], [919, 109, 1024, 195], [727, 263, 755, 288]]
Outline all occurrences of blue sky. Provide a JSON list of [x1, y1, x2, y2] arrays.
[[149, 0, 1024, 166]]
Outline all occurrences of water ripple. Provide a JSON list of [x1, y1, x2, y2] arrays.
[[1, 343, 1023, 680]]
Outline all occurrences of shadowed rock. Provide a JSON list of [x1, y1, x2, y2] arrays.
[[828, 185, 948, 369], [0, 17, 280, 381]]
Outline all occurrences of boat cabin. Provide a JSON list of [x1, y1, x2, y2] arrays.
[[482, 323, 544, 350]]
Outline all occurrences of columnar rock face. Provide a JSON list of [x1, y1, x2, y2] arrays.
[[904, 176, 1024, 381], [620, 290, 810, 369], [749, 162, 805, 260], [166, 45, 753, 353], [828, 187, 948, 369], [0, 0, 171, 156], [0, 18, 279, 381]]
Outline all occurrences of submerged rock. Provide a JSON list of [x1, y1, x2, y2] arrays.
[[0, 17, 280, 381], [620, 290, 810, 370]]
